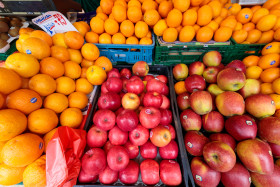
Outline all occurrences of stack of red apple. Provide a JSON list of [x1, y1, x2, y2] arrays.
[[78, 61, 182, 186], [173, 51, 280, 187]]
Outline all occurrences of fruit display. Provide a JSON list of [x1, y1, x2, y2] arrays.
[[173, 48, 280, 186], [78, 62, 184, 186]]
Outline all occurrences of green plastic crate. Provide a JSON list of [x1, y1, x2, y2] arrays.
[[0, 40, 17, 61]]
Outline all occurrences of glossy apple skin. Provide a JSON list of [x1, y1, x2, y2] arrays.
[[160, 95, 170, 109], [251, 164, 280, 187], [203, 141, 236, 172], [190, 91, 213, 115], [143, 75, 154, 81], [191, 157, 221, 187], [184, 131, 209, 156], [159, 140, 179, 159], [207, 84, 224, 96], [116, 109, 138, 131], [124, 141, 139, 159], [226, 60, 246, 74], [140, 159, 160, 185], [258, 117, 280, 145], [107, 68, 121, 78], [122, 93, 140, 110], [150, 125, 172, 147], [87, 126, 108, 148], [161, 84, 169, 96], [119, 160, 140, 185], [184, 74, 206, 93], [140, 140, 157, 159], [129, 125, 149, 146], [98, 92, 121, 111], [115, 107, 124, 116], [99, 166, 118, 185], [120, 68, 132, 79], [203, 66, 220, 83], [106, 77, 123, 93], [225, 115, 257, 141], [245, 94, 276, 118], [156, 75, 168, 84], [122, 78, 128, 93], [189, 61, 205, 76], [107, 146, 129, 171], [139, 107, 161, 129], [81, 148, 107, 176], [103, 141, 114, 154], [132, 61, 149, 77], [221, 162, 251, 187], [146, 79, 165, 95], [180, 109, 202, 131], [79, 170, 98, 183], [216, 91, 245, 117], [143, 92, 163, 108], [269, 142, 280, 158], [101, 82, 109, 94], [237, 139, 274, 174], [209, 133, 236, 151], [126, 78, 144, 95], [177, 92, 190, 110], [93, 109, 116, 131], [203, 51, 222, 67], [163, 124, 176, 139], [109, 126, 128, 146], [160, 160, 182, 186], [217, 68, 246, 91], [173, 63, 189, 81], [160, 109, 172, 126], [239, 79, 261, 98], [202, 111, 224, 132]]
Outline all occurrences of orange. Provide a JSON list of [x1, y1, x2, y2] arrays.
[[251, 8, 269, 24], [96, 6, 103, 13], [109, 13, 115, 19], [20, 78, 29, 89], [153, 19, 167, 36], [52, 33, 68, 48], [182, 9, 197, 26], [128, 0, 141, 8], [270, 2, 280, 11], [0, 68, 22, 95], [258, 53, 280, 69], [214, 27, 232, 42], [144, 9, 160, 26], [64, 60, 81, 79], [263, 0, 280, 10], [28, 109, 58, 134], [6, 89, 42, 115], [232, 30, 248, 44], [0, 109, 27, 141], [142, 0, 158, 13], [245, 65, 263, 79], [190, 0, 203, 6], [60, 108, 83, 128], [94, 56, 113, 72], [274, 28, 280, 41], [76, 78, 94, 94], [174, 81, 187, 95], [139, 37, 153, 44], [1, 133, 44, 167], [44, 93, 68, 113], [86, 65, 107, 85], [30, 30, 52, 46], [85, 32, 99, 43], [274, 109, 280, 117], [68, 91, 88, 109], [78, 21, 91, 33], [243, 22, 255, 32], [81, 67, 87, 78], [262, 42, 280, 55], [196, 26, 214, 43], [220, 8, 229, 18], [246, 29, 262, 44], [228, 3, 241, 15], [261, 82, 275, 94], [197, 5, 213, 26], [100, 0, 114, 14], [5, 52, 40, 78], [126, 35, 139, 45], [167, 9, 183, 28], [257, 30, 274, 43], [127, 7, 142, 23], [81, 43, 100, 61], [68, 49, 82, 64], [234, 22, 243, 31], [176, 25, 183, 33], [56, 76, 76, 95], [29, 74, 56, 96], [0, 93, 4, 109], [21, 37, 50, 60], [163, 28, 178, 42], [50, 46, 70, 62], [23, 155, 46, 187], [220, 18, 237, 30], [173, 0, 190, 12], [96, 12, 109, 21], [260, 68, 280, 83], [19, 27, 34, 35], [112, 32, 126, 44], [0, 164, 25, 185], [64, 31, 84, 50], [112, 5, 127, 23], [270, 94, 280, 109], [40, 57, 64, 78], [201, 0, 211, 6], [236, 8, 253, 24], [90, 17, 105, 34], [120, 20, 135, 37], [251, 5, 262, 13], [158, 0, 173, 18], [16, 40, 23, 53], [135, 21, 149, 38], [270, 9, 280, 17], [272, 77, 280, 94], [43, 128, 57, 153], [208, 1, 222, 18], [256, 14, 277, 31], [242, 55, 260, 67], [81, 59, 94, 68], [179, 26, 195, 42], [273, 18, 280, 30], [99, 33, 112, 44], [72, 21, 90, 36]]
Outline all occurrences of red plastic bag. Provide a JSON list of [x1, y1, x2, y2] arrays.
[[46, 126, 87, 187]]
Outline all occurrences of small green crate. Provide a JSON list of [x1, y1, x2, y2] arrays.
[[0, 40, 17, 61]]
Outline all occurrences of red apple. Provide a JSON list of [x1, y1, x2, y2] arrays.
[[119, 160, 139, 184], [184, 130, 209, 156], [143, 75, 154, 81], [237, 139, 274, 174], [161, 84, 169, 96], [190, 91, 213, 115], [258, 117, 280, 145], [119, 92, 125, 99], [143, 92, 163, 108], [225, 115, 257, 141], [251, 164, 280, 187], [160, 160, 182, 186], [120, 68, 132, 79], [124, 141, 139, 159], [140, 159, 160, 185], [98, 92, 121, 111], [109, 126, 128, 146], [221, 162, 251, 187], [191, 157, 221, 187], [159, 140, 178, 159], [209, 133, 236, 151], [129, 124, 149, 146], [177, 92, 190, 110], [216, 63, 225, 71], [107, 68, 121, 78], [106, 77, 122, 93], [132, 61, 149, 77], [99, 166, 118, 185], [184, 74, 206, 93], [239, 79, 261, 98], [107, 145, 129, 171], [101, 82, 109, 94], [189, 61, 205, 76], [160, 95, 170, 109], [140, 140, 157, 159], [156, 75, 168, 84], [150, 125, 172, 147], [202, 111, 224, 132], [163, 124, 176, 139], [115, 107, 124, 116], [207, 84, 224, 96], [269, 142, 280, 158], [122, 78, 128, 93], [203, 66, 220, 83], [103, 141, 114, 154], [180, 109, 202, 131], [203, 51, 222, 67], [79, 170, 98, 183], [116, 109, 138, 131], [216, 91, 245, 116], [126, 78, 144, 95], [122, 93, 140, 110], [87, 126, 107, 148], [160, 109, 172, 125], [217, 68, 246, 91], [139, 107, 161, 129], [203, 141, 236, 172], [226, 60, 246, 74], [173, 63, 189, 81], [81, 148, 107, 176], [146, 78, 165, 95], [245, 94, 276, 118], [93, 109, 116, 131]]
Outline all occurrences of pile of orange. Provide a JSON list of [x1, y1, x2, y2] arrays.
[[243, 41, 280, 116]]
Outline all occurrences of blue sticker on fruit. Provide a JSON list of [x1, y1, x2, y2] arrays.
[[30, 97, 37, 103], [270, 60, 276, 65], [245, 14, 249, 19], [26, 49, 31, 54], [266, 45, 272, 49], [228, 6, 232, 9], [39, 142, 43, 150]]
